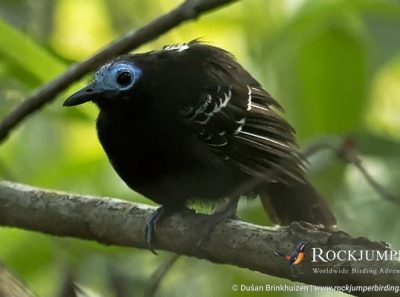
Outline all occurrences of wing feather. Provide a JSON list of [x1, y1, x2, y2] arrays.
[[178, 42, 305, 184]]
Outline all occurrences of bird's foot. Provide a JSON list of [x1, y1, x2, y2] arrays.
[[145, 205, 185, 254], [145, 205, 167, 255], [196, 197, 240, 248]]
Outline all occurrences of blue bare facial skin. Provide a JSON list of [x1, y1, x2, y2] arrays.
[[94, 62, 142, 92], [63, 61, 142, 107]]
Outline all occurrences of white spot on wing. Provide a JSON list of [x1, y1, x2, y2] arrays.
[[213, 87, 232, 114], [234, 118, 246, 134], [238, 130, 290, 148], [181, 86, 234, 149], [251, 86, 261, 92], [187, 86, 232, 126], [188, 99, 209, 120], [251, 103, 269, 111], [247, 85, 252, 111]]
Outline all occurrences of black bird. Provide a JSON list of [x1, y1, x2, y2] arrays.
[[64, 41, 336, 251]]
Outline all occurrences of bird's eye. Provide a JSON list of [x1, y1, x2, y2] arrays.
[[116, 71, 132, 86]]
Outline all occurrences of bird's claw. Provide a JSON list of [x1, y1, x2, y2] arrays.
[[144, 205, 165, 255], [196, 198, 239, 248]]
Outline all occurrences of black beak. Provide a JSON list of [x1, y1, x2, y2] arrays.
[[63, 83, 102, 107]]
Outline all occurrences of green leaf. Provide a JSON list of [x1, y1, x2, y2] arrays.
[[0, 19, 66, 83]]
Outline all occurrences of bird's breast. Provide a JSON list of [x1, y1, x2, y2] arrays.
[[95, 110, 251, 205], [96, 110, 185, 177]]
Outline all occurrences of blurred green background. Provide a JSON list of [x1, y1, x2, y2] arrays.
[[1, 0, 400, 296]]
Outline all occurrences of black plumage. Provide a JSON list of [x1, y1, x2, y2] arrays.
[[64, 41, 336, 249]]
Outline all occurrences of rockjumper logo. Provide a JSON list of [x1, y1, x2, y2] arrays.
[[312, 248, 400, 263], [275, 241, 307, 276]]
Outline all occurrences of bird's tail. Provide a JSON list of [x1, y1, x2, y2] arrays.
[[257, 180, 336, 227]]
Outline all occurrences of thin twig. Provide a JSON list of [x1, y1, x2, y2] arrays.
[[0, 0, 239, 143], [352, 157, 400, 203], [304, 136, 400, 203], [0, 263, 34, 297], [144, 254, 181, 297]]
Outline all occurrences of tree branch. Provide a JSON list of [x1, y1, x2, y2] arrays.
[[145, 254, 180, 297], [0, 0, 238, 143], [0, 181, 399, 296]]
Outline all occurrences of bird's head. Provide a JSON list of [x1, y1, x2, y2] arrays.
[[63, 60, 142, 108]]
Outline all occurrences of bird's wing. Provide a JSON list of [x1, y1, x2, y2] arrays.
[[180, 82, 306, 184]]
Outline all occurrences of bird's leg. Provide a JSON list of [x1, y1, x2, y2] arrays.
[[145, 204, 188, 254], [145, 205, 183, 254], [196, 196, 240, 248], [145, 205, 165, 254]]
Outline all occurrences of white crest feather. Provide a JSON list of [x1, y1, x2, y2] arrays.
[[163, 43, 190, 52]]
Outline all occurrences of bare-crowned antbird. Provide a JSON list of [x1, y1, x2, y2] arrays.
[[64, 41, 336, 252]]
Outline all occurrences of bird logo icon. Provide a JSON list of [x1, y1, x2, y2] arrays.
[[275, 241, 308, 276]]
